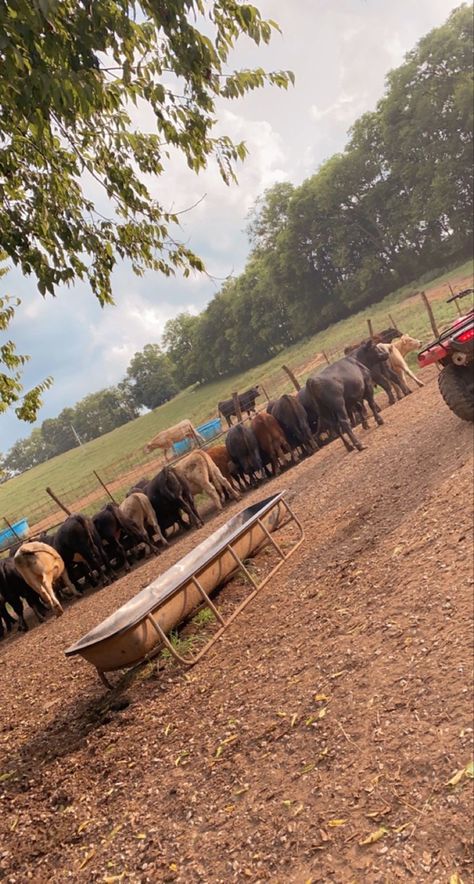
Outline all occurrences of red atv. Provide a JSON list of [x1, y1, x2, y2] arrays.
[[418, 288, 474, 422]]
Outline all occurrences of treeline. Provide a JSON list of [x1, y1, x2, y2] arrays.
[[1, 345, 178, 477], [165, 5, 473, 385], [1, 5, 472, 477]]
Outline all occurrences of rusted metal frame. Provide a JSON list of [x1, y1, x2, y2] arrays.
[[190, 575, 226, 626], [143, 504, 305, 668], [255, 517, 286, 559], [146, 613, 193, 666], [225, 542, 260, 589], [96, 667, 112, 689]]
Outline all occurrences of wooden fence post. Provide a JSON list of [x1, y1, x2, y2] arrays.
[[420, 290, 439, 337], [259, 383, 270, 403], [281, 364, 301, 391], [93, 470, 117, 504], [45, 487, 72, 516], [322, 351, 331, 365], [448, 283, 463, 315], [367, 318, 374, 338], [232, 392, 243, 423], [388, 313, 397, 329]]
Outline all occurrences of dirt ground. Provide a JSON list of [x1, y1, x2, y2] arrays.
[[0, 366, 473, 883]]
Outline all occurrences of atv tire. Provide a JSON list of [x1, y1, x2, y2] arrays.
[[438, 363, 474, 422]]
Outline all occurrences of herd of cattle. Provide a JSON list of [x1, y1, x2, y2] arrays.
[[0, 328, 423, 642]]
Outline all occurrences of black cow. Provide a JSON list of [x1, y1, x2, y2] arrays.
[[306, 352, 384, 452], [296, 387, 319, 435], [92, 503, 160, 570], [127, 477, 149, 496], [146, 466, 203, 536], [0, 559, 48, 633], [53, 514, 112, 591], [225, 424, 263, 486], [0, 596, 17, 638], [351, 339, 410, 404], [218, 386, 261, 427], [271, 394, 317, 458]]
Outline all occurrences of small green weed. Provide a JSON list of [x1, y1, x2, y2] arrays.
[[192, 608, 216, 628]]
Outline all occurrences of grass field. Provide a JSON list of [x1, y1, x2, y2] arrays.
[[1, 258, 472, 528]]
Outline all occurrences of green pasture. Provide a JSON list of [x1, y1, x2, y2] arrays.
[[1, 258, 472, 527]]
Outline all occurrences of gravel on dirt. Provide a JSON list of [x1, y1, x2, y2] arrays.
[[0, 366, 473, 883]]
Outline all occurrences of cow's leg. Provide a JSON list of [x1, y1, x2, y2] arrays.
[[0, 600, 16, 633], [74, 543, 106, 587], [377, 374, 397, 405], [214, 474, 240, 502], [179, 496, 203, 529], [109, 536, 131, 571], [7, 594, 29, 631], [354, 401, 370, 430], [147, 521, 168, 549], [39, 577, 64, 617], [401, 363, 424, 388], [364, 384, 384, 426], [59, 569, 82, 598], [202, 480, 223, 511], [384, 363, 410, 397], [334, 402, 365, 451]]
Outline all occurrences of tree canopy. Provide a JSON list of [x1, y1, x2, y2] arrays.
[[0, 0, 293, 417]]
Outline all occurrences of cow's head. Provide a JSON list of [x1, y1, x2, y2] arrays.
[[359, 339, 389, 364], [397, 334, 423, 352]]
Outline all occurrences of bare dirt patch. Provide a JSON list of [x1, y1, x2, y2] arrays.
[[1, 367, 473, 883]]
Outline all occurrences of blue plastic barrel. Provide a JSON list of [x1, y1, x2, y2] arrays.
[[171, 418, 222, 457], [0, 518, 29, 552], [197, 418, 222, 440], [172, 437, 193, 457]]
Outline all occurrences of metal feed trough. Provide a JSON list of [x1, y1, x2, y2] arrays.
[[65, 491, 303, 688]]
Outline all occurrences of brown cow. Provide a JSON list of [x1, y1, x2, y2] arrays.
[[14, 541, 79, 617], [172, 450, 240, 513], [251, 413, 293, 476], [205, 445, 242, 491]]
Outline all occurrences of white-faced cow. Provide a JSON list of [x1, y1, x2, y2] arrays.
[[378, 335, 424, 389]]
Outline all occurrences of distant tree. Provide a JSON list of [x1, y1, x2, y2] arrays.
[[163, 313, 201, 388], [246, 181, 295, 253], [2, 428, 49, 475], [72, 387, 140, 441], [126, 344, 179, 410]]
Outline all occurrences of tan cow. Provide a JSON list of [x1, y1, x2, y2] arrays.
[[172, 450, 240, 513], [144, 420, 205, 460], [378, 334, 424, 389], [119, 492, 168, 550], [14, 541, 79, 617]]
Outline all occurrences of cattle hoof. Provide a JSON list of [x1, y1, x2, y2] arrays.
[[356, 444, 367, 451], [54, 607, 64, 618], [376, 417, 384, 425]]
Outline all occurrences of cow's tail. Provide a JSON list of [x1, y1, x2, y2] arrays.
[[112, 505, 149, 541], [74, 514, 107, 564]]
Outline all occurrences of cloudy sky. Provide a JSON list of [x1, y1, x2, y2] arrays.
[[1, 0, 461, 450]]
